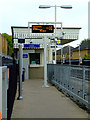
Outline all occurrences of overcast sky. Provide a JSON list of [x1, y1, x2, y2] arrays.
[[0, 0, 89, 47]]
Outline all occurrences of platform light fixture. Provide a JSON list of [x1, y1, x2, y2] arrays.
[[39, 5, 72, 64]]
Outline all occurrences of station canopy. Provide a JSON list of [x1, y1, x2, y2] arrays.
[[11, 22, 81, 48]]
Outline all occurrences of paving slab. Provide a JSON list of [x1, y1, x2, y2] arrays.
[[11, 79, 89, 118]]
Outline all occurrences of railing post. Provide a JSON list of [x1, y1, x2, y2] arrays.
[[82, 67, 85, 99]]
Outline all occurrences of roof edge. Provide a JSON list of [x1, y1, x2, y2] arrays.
[[11, 26, 81, 29]]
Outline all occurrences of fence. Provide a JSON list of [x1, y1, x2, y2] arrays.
[[57, 59, 90, 66], [47, 64, 90, 110], [0, 53, 19, 119], [7, 64, 18, 119]]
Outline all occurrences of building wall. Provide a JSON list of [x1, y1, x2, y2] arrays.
[[0, 34, 2, 53], [57, 54, 70, 60], [35, 49, 44, 66], [12, 27, 81, 80], [0, 34, 8, 55], [29, 67, 44, 79], [23, 49, 45, 80], [23, 49, 35, 80], [72, 49, 89, 59]]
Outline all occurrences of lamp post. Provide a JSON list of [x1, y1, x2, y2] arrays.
[[79, 45, 80, 65], [39, 5, 72, 64]]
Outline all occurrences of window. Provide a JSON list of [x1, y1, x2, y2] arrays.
[[29, 53, 40, 64]]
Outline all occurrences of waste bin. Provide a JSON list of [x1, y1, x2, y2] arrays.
[[22, 68, 25, 82]]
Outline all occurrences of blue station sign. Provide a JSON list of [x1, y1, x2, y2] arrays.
[[23, 54, 28, 58], [24, 44, 40, 48]]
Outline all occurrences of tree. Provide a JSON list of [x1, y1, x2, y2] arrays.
[[84, 54, 90, 59], [1, 33, 13, 56], [80, 39, 88, 45]]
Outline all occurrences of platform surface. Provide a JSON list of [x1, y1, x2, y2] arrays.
[[11, 79, 89, 118]]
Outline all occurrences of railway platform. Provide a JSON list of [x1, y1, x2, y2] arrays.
[[11, 79, 89, 118]]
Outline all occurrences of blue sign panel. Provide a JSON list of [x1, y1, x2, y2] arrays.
[[23, 54, 28, 58], [24, 44, 40, 48]]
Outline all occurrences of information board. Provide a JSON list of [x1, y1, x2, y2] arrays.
[[32, 25, 54, 33]]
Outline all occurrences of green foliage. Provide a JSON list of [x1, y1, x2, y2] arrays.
[[1, 33, 13, 56], [84, 54, 90, 59], [80, 39, 88, 45]]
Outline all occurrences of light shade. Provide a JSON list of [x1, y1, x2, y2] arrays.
[[60, 5, 72, 9], [39, 5, 51, 8]]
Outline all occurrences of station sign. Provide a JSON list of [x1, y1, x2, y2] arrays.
[[32, 25, 54, 33], [23, 54, 28, 58], [24, 44, 40, 48]]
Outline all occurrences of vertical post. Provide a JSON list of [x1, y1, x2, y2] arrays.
[[61, 23, 63, 36], [82, 67, 85, 99], [0, 67, 2, 115], [79, 45, 80, 65], [5, 67, 8, 118], [49, 48, 53, 63], [42, 36, 49, 88], [55, 43, 56, 64], [69, 45, 71, 65], [55, 5, 56, 64], [55, 5, 56, 34], [17, 44, 23, 100], [28, 22, 30, 38], [61, 47, 63, 64]]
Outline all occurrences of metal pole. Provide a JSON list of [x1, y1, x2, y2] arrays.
[[55, 5, 56, 64], [42, 36, 49, 88], [69, 45, 71, 65], [61, 47, 63, 64], [79, 45, 80, 65], [28, 22, 30, 38], [17, 44, 23, 100], [82, 67, 85, 99], [55, 5, 56, 35]]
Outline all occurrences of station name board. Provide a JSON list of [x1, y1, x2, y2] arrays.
[[24, 44, 40, 48], [32, 25, 54, 33]]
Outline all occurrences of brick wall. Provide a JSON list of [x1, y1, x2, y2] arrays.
[[0, 34, 2, 53], [72, 49, 89, 59], [56, 49, 89, 60]]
